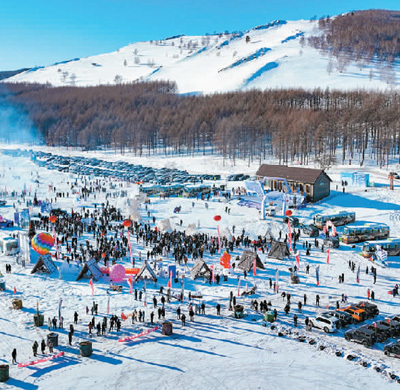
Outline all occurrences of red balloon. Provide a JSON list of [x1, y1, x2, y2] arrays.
[[122, 219, 131, 228], [285, 210, 293, 217], [214, 215, 221, 221], [49, 215, 57, 224]]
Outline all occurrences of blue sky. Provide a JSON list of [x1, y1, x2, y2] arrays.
[[1, 0, 399, 71]]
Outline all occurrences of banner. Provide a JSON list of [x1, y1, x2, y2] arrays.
[[326, 249, 330, 264], [127, 230, 133, 266], [287, 221, 293, 252], [253, 258, 257, 276], [127, 277, 133, 294], [316, 266, 320, 286], [18, 352, 65, 368], [295, 253, 300, 269], [275, 269, 279, 293], [356, 264, 360, 284], [167, 271, 172, 288], [237, 277, 241, 296], [118, 326, 159, 342], [58, 298, 63, 323], [89, 278, 94, 296]]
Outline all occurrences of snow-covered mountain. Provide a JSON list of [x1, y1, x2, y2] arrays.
[[4, 19, 400, 93]]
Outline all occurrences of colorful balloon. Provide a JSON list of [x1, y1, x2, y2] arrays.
[[285, 210, 293, 217], [110, 264, 126, 282], [214, 215, 221, 221], [31, 232, 54, 255], [122, 219, 131, 228]]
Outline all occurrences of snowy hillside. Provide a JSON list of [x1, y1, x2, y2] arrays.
[[4, 19, 400, 93]]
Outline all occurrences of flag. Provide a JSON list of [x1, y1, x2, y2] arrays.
[[167, 271, 172, 288], [58, 298, 63, 323], [296, 253, 300, 268], [326, 249, 330, 264], [316, 266, 320, 286], [13, 286, 16, 294], [107, 296, 110, 314], [127, 230, 133, 266], [287, 221, 293, 252], [356, 264, 360, 284], [89, 278, 94, 296], [121, 312, 127, 321], [253, 258, 257, 276], [275, 269, 279, 293], [127, 277, 133, 294], [217, 225, 221, 254], [237, 277, 241, 296]]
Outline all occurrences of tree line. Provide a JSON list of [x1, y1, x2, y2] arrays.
[[1, 82, 400, 168]]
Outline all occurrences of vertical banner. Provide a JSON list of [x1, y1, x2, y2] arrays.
[[127, 230, 133, 266], [237, 277, 241, 296], [275, 269, 279, 293], [127, 277, 133, 294], [253, 258, 257, 276], [58, 298, 63, 323], [217, 225, 221, 254], [89, 278, 94, 296], [296, 253, 300, 269], [316, 266, 320, 286], [167, 271, 172, 288], [356, 264, 360, 284], [326, 249, 330, 264], [287, 221, 293, 252]]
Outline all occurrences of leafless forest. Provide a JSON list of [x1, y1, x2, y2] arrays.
[[1, 82, 399, 168]]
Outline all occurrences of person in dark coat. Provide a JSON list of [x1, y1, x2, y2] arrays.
[[181, 314, 186, 326], [41, 339, 46, 354], [12, 348, 17, 364], [32, 341, 38, 357], [216, 303, 221, 315]]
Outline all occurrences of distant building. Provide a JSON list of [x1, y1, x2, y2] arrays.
[[256, 164, 331, 202]]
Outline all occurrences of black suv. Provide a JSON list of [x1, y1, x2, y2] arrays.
[[376, 320, 400, 338], [356, 301, 379, 318], [345, 327, 377, 347], [361, 323, 391, 343], [323, 310, 355, 327], [384, 341, 400, 358], [302, 224, 319, 237]]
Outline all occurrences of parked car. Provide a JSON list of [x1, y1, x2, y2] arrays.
[[338, 306, 367, 322], [345, 327, 377, 347], [323, 310, 355, 327], [309, 314, 340, 333], [356, 301, 379, 318], [283, 216, 300, 227], [265, 205, 276, 217], [302, 224, 319, 237], [0, 200, 7, 206], [384, 341, 400, 357], [323, 237, 340, 248], [375, 320, 400, 338], [361, 323, 391, 343]]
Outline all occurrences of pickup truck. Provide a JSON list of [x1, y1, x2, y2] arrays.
[[384, 341, 400, 357]]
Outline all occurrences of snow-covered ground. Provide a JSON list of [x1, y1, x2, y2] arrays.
[[3, 19, 400, 93], [1, 146, 400, 389]]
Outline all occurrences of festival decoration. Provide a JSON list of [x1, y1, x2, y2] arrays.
[[49, 215, 57, 224], [18, 351, 65, 368], [220, 252, 231, 268], [285, 210, 292, 217], [213, 215, 221, 221], [110, 264, 126, 282], [122, 219, 131, 228], [118, 326, 159, 342], [31, 232, 54, 255]]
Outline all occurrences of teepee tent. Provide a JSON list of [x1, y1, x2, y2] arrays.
[[268, 240, 290, 260], [237, 250, 265, 272], [76, 258, 103, 281], [31, 255, 58, 274], [190, 259, 212, 280], [135, 261, 157, 282]]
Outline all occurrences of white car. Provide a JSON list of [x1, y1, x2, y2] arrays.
[[265, 206, 276, 216], [309, 315, 340, 333]]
